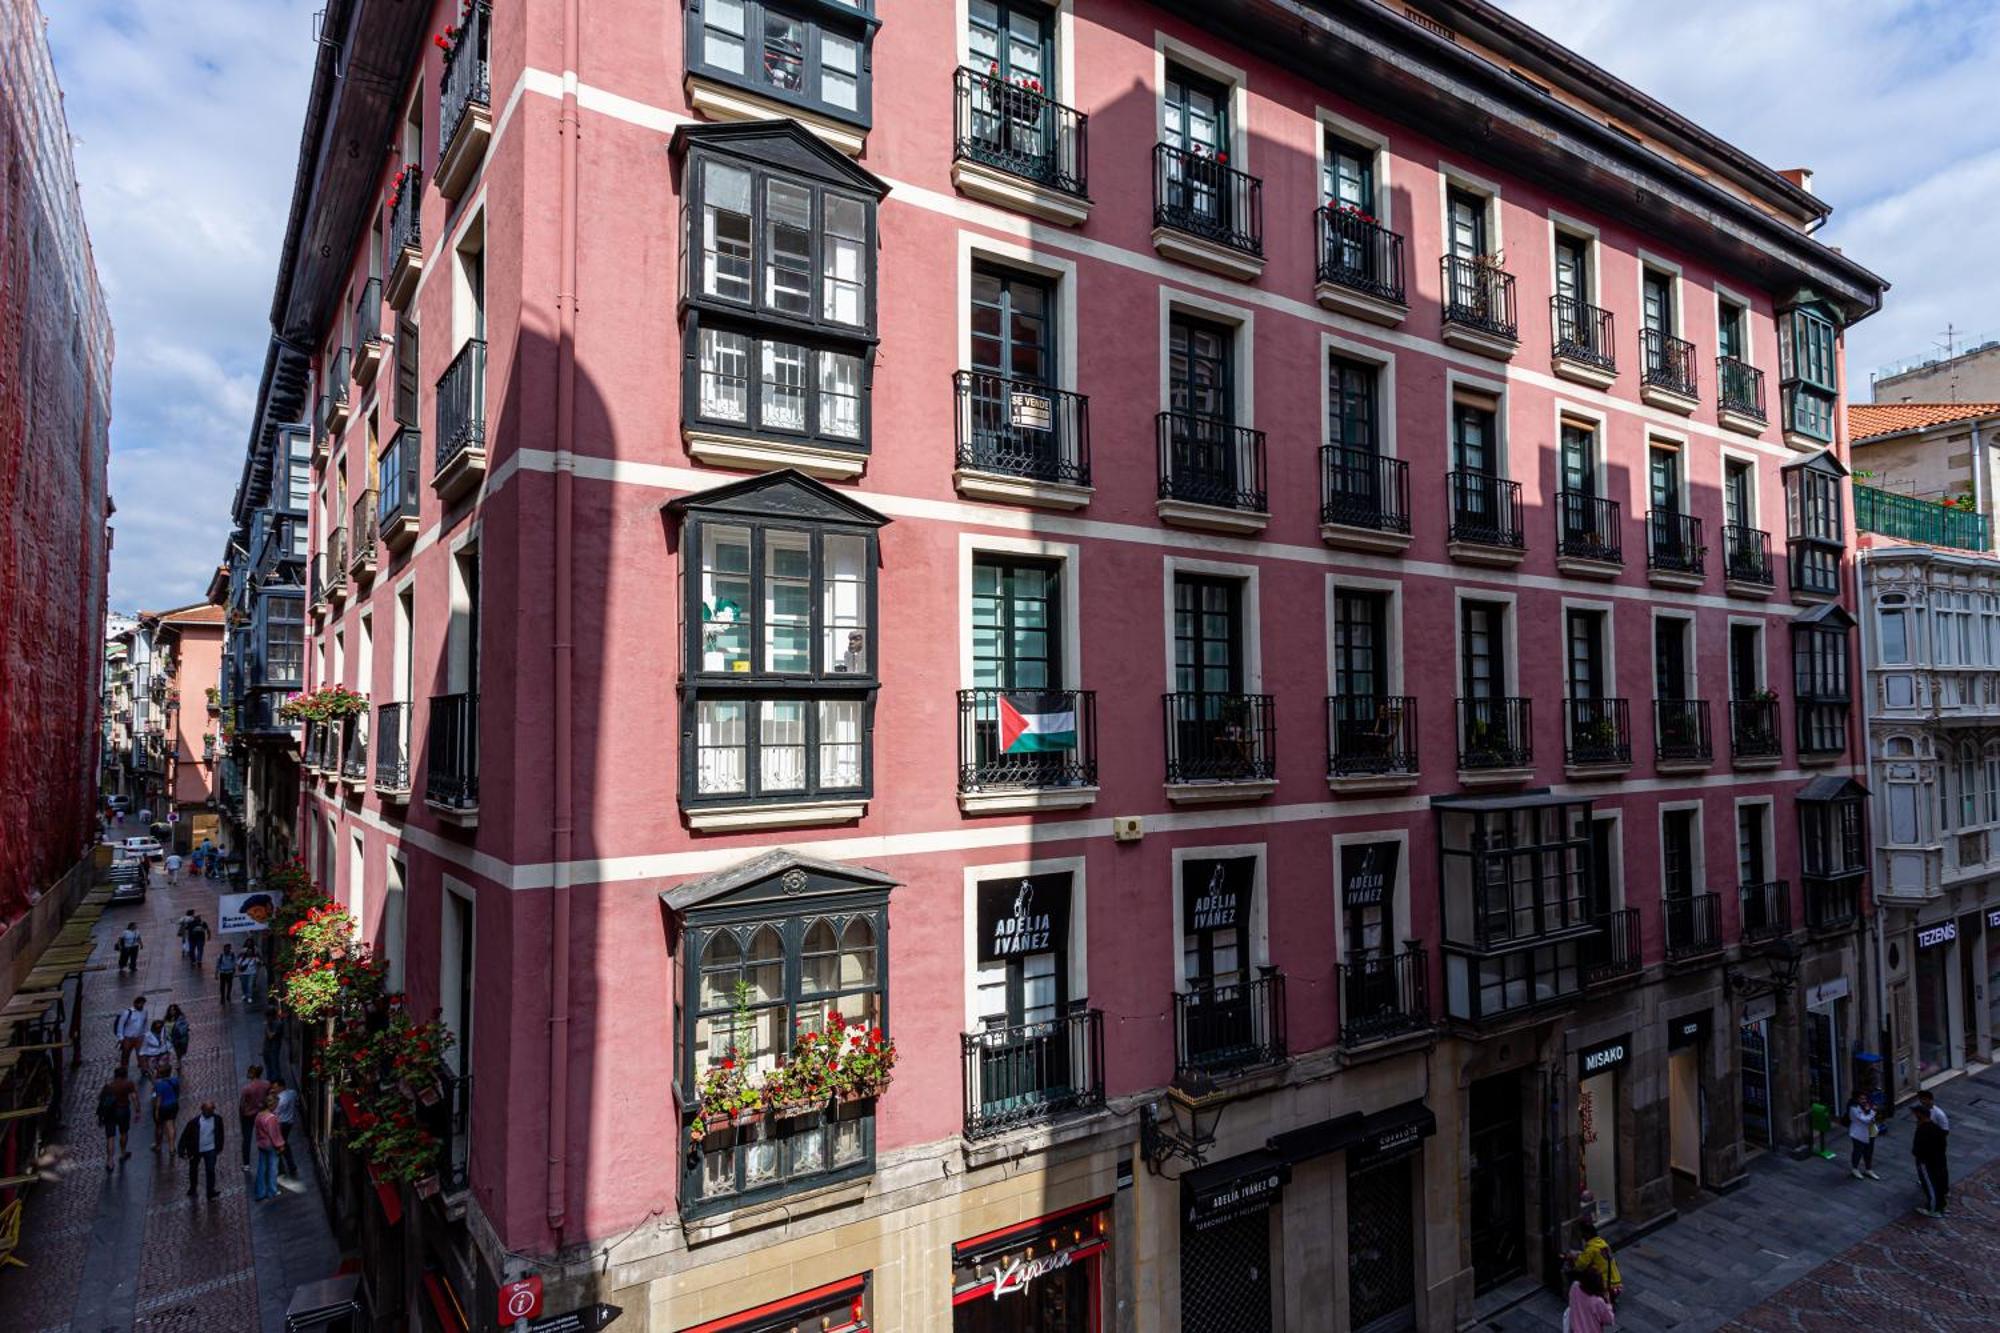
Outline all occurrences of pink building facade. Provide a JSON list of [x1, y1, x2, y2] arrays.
[[234, 1, 1888, 1329]]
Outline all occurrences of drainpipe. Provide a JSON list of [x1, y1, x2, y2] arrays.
[[546, 0, 581, 1246], [1973, 419, 1992, 553]]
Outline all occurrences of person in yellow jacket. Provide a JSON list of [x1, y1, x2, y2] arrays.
[[1572, 1220, 1622, 1303]]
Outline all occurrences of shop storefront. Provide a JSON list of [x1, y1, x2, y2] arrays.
[[1805, 977, 1848, 1115], [681, 1274, 872, 1332], [1467, 1072, 1526, 1294], [1180, 1153, 1286, 1333], [1914, 919, 1958, 1081], [952, 1199, 1109, 1333], [1987, 909, 2000, 1053], [1574, 1035, 1627, 1226], [1666, 1011, 1709, 1189]]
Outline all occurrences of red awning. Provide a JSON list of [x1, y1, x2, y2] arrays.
[[678, 1273, 868, 1333]]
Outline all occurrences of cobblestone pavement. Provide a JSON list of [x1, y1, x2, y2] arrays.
[[4, 852, 339, 1332], [1485, 1064, 2000, 1331]]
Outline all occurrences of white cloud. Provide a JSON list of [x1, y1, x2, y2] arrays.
[[44, 0, 319, 613], [1495, 0, 2000, 395]]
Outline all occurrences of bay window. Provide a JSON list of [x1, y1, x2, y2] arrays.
[[1780, 304, 1839, 443], [1783, 451, 1846, 601], [686, 0, 878, 126]]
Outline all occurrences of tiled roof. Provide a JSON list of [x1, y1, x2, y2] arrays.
[[1850, 402, 2000, 442]]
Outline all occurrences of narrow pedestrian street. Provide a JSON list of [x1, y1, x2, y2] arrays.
[[7, 848, 338, 1332]]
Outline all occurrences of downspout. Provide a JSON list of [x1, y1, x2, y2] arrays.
[[1973, 420, 1992, 553], [546, 0, 581, 1245]]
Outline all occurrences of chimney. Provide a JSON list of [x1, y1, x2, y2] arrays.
[[1780, 167, 1815, 195]]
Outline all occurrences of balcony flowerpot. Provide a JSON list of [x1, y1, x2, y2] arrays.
[[771, 1097, 827, 1123], [412, 1173, 441, 1200], [730, 1108, 764, 1131], [416, 1080, 442, 1108]]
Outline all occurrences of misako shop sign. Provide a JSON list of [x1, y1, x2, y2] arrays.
[[1578, 1034, 1631, 1077]]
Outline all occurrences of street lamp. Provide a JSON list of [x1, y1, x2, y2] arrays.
[[1140, 1073, 1226, 1175], [1729, 938, 1802, 998]]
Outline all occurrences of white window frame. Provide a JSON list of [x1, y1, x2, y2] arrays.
[[955, 0, 1077, 106], [1447, 368, 1510, 478], [1552, 399, 1608, 496], [961, 855, 1089, 1030], [1162, 555, 1262, 695], [1714, 282, 1756, 368], [1322, 330, 1398, 457], [1315, 108, 1392, 227], [957, 533, 1083, 691], [1636, 250, 1687, 338], [1170, 842, 1270, 990], [957, 231, 1080, 393], [1329, 828, 1411, 967], [1436, 161, 1505, 258], [1559, 594, 1619, 699], [1153, 34, 1251, 173], [1324, 572, 1404, 697]]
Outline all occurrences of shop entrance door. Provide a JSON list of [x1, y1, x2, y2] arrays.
[[1347, 1152, 1417, 1332], [1468, 1072, 1526, 1293], [1961, 915, 1982, 1066], [1740, 1018, 1771, 1148], [1181, 1207, 1273, 1333], [1807, 1005, 1843, 1114], [1668, 1046, 1701, 1189]]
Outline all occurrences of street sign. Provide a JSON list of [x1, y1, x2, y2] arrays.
[[525, 1305, 622, 1333], [167, 811, 179, 823], [499, 1277, 544, 1327]]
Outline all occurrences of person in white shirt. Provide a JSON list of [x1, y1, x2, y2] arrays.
[[273, 1079, 301, 1176], [177, 1100, 225, 1200], [1846, 1091, 1880, 1179], [164, 853, 182, 884], [238, 951, 260, 1006], [113, 996, 149, 1069], [1920, 1088, 1950, 1133], [116, 923, 142, 974], [176, 910, 196, 957], [138, 1021, 169, 1081]]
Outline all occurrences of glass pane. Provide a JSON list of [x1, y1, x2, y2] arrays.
[[818, 699, 863, 789], [702, 162, 753, 302], [822, 533, 868, 672], [822, 34, 860, 111], [802, 919, 839, 993], [704, 0, 746, 75], [698, 930, 743, 1006], [698, 328, 750, 422], [840, 917, 876, 985], [764, 530, 812, 672], [700, 524, 753, 672], [817, 352, 862, 440], [697, 700, 747, 794], [759, 701, 806, 791], [765, 181, 813, 315], [762, 12, 805, 92]]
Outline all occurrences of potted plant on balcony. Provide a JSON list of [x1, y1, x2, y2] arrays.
[[828, 1013, 897, 1104], [689, 1056, 759, 1144], [1579, 715, 1618, 750]]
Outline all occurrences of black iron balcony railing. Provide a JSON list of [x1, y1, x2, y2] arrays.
[[1723, 524, 1774, 587], [355, 277, 382, 353], [1804, 875, 1861, 931], [1664, 892, 1723, 960], [1647, 510, 1705, 577], [1336, 947, 1429, 1046], [340, 715, 369, 783], [1315, 206, 1405, 306], [430, 1066, 472, 1193], [1440, 255, 1518, 341], [952, 67, 1088, 198], [1557, 491, 1622, 565], [374, 702, 410, 794], [1641, 328, 1699, 399], [1163, 692, 1275, 785], [1157, 411, 1267, 513], [1565, 697, 1632, 767], [1654, 699, 1713, 763], [426, 691, 479, 809], [1729, 697, 1784, 760], [1320, 447, 1410, 534], [1796, 700, 1849, 757], [1153, 142, 1263, 258], [1173, 971, 1286, 1080], [440, 0, 491, 159], [1551, 295, 1615, 372], [1582, 909, 1642, 985], [1457, 696, 1532, 770], [1327, 695, 1418, 778], [1717, 356, 1766, 422], [389, 163, 421, 261], [326, 526, 348, 589], [1448, 471, 1525, 549], [437, 339, 487, 473], [1740, 879, 1791, 943], [378, 428, 421, 531], [329, 347, 351, 407], [953, 371, 1090, 487], [956, 688, 1098, 793], [350, 489, 379, 567], [961, 1006, 1104, 1140]]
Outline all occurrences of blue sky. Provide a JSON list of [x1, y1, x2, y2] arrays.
[[47, 0, 1999, 612]]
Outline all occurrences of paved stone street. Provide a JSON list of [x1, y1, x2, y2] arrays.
[[1484, 1064, 2000, 1331], [4, 850, 339, 1332]]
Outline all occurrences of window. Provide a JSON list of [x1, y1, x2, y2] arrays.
[[1321, 135, 1376, 213], [1780, 305, 1839, 442], [1446, 186, 1488, 259], [1334, 591, 1388, 699], [1559, 422, 1597, 496], [1793, 605, 1853, 754], [1662, 809, 1698, 899], [1554, 234, 1589, 305], [1801, 794, 1865, 878], [1718, 299, 1747, 361], [1723, 459, 1753, 530], [672, 473, 887, 813], [1729, 624, 1762, 700], [1641, 269, 1675, 335], [1327, 356, 1378, 456], [969, 0, 1052, 88], [1566, 609, 1607, 700], [1737, 804, 1768, 885], [1174, 576, 1244, 696], [688, 0, 876, 124], [674, 858, 890, 1216], [1784, 454, 1845, 599], [264, 596, 305, 685]]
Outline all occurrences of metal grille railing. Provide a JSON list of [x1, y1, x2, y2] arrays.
[[1641, 328, 1698, 399], [426, 691, 479, 809], [1723, 524, 1774, 586], [1557, 491, 1622, 564], [1654, 699, 1712, 763], [440, 0, 491, 159], [388, 163, 422, 262], [1320, 447, 1409, 534], [1173, 972, 1286, 1078], [1718, 356, 1766, 421], [960, 1007, 1104, 1140], [1664, 892, 1722, 960], [1157, 411, 1267, 513], [1327, 695, 1417, 777], [953, 371, 1090, 487], [1336, 947, 1429, 1046], [956, 688, 1097, 792], [1440, 255, 1517, 341], [1163, 692, 1276, 784], [374, 702, 410, 794], [1582, 909, 1642, 985], [1647, 509, 1705, 576], [350, 489, 378, 569], [1551, 295, 1615, 372], [1153, 142, 1263, 257], [952, 67, 1087, 197], [1854, 483, 1989, 552], [437, 339, 487, 473], [355, 277, 382, 352], [1457, 696, 1531, 770], [1729, 698, 1782, 760], [1315, 206, 1405, 306], [1564, 697, 1631, 767], [1447, 471, 1524, 548], [340, 714, 369, 782], [1740, 880, 1790, 942]]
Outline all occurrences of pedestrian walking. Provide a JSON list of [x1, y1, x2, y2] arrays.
[[116, 921, 142, 974], [1919, 1088, 1951, 1134], [216, 944, 238, 1004], [176, 909, 195, 958], [238, 949, 260, 1006], [237, 1065, 270, 1170], [112, 995, 148, 1070], [165, 1003, 190, 1062], [138, 1020, 169, 1081], [178, 1100, 225, 1200], [252, 1094, 284, 1201], [96, 1064, 138, 1169], [1846, 1091, 1880, 1179], [164, 851, 182, 884], [151, 1059, 181, 1153], [1571, 1220, 1621, 1305], [1913, 1103, 1951, 1216], [138, 858, 152, 890], [1566, 1267, 1618, 1333], [262, 1011, 284, 1079], [187, 914, 209, 967], [273, 1078, 300, 1177]]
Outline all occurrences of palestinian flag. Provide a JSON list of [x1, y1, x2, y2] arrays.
[[999, 693, 1076, 753]]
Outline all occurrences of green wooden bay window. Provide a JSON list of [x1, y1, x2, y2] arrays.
[[1784, 450, 1846, 600], [1780, 303, 1840, 442], [686, 0, 879, 126]]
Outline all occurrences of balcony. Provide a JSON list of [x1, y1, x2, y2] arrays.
[[1163, 692, 1276, 802], [1446, 471, 1525, 566], [1723, 525, 1775, 596], [312, 396, 330, 463], [1555, 491, 1623, 576], [425, 691, 479, 824], [1654, 699, 1713, 769], [1804, 875, 1861, 933], [378, 428, 422, 551], [1796, 700, 1849, 759], [324, 348, 351, 436], [1740, 880, 1791, 943], [951, 371, 1091, 509], [1854, 483, 1991, 553], [436, 0, 491, 199], [950, 68, 1090, 226], [1172, 971, 1287, 1084], [1456, 696, 1532, 780], [1717, 356, 1767, 434], [387, 164, 423, 309], [349, 489, 378, 583], [1640, 329, 1699, 412], [374, 702, 410, 799], [1664, 892, 1723, 961], [1582, 909, 1643, 987], [1438, 255, 1519, 358], [961, 1007, 1105, 1141], [326, 526, 349, 605], [1152, 143, 1264, 278], [434, 339, 487, 501], [1326, 695, 1418, 791], [1564, 697, 1632, 773], [1728, 698, 1784, 767], [1319, 447, 1411, 552], [1314, 206, 1407, 324], [352, 278, 384, 386], [1336, 947, 1429, 1049], [1646, 510, 1705, 588], [956, 688, 1098, 813], [339, 715, 369, 788], [1550, 295, 1617, 388], [428, 1066, 472, 1195], [1156, 412, 1268, 533]]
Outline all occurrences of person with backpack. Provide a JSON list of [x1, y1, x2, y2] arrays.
[[97, 1064, 138, 1169], [165, 1004, 191, 1063], [238, 949, 261, 1006], [177, 1100, 225, 1200], [113, 995, 149, 1069], [151, 1059, 181, 1154], [216, 944, 238, 1004], [187, 914, 209, 967], [1571, 1220, 1621, 1305], [1913, 1102, 1951, 1217]]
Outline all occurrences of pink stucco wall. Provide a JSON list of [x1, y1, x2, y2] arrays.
[[300, 0, 1866, 1253]]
